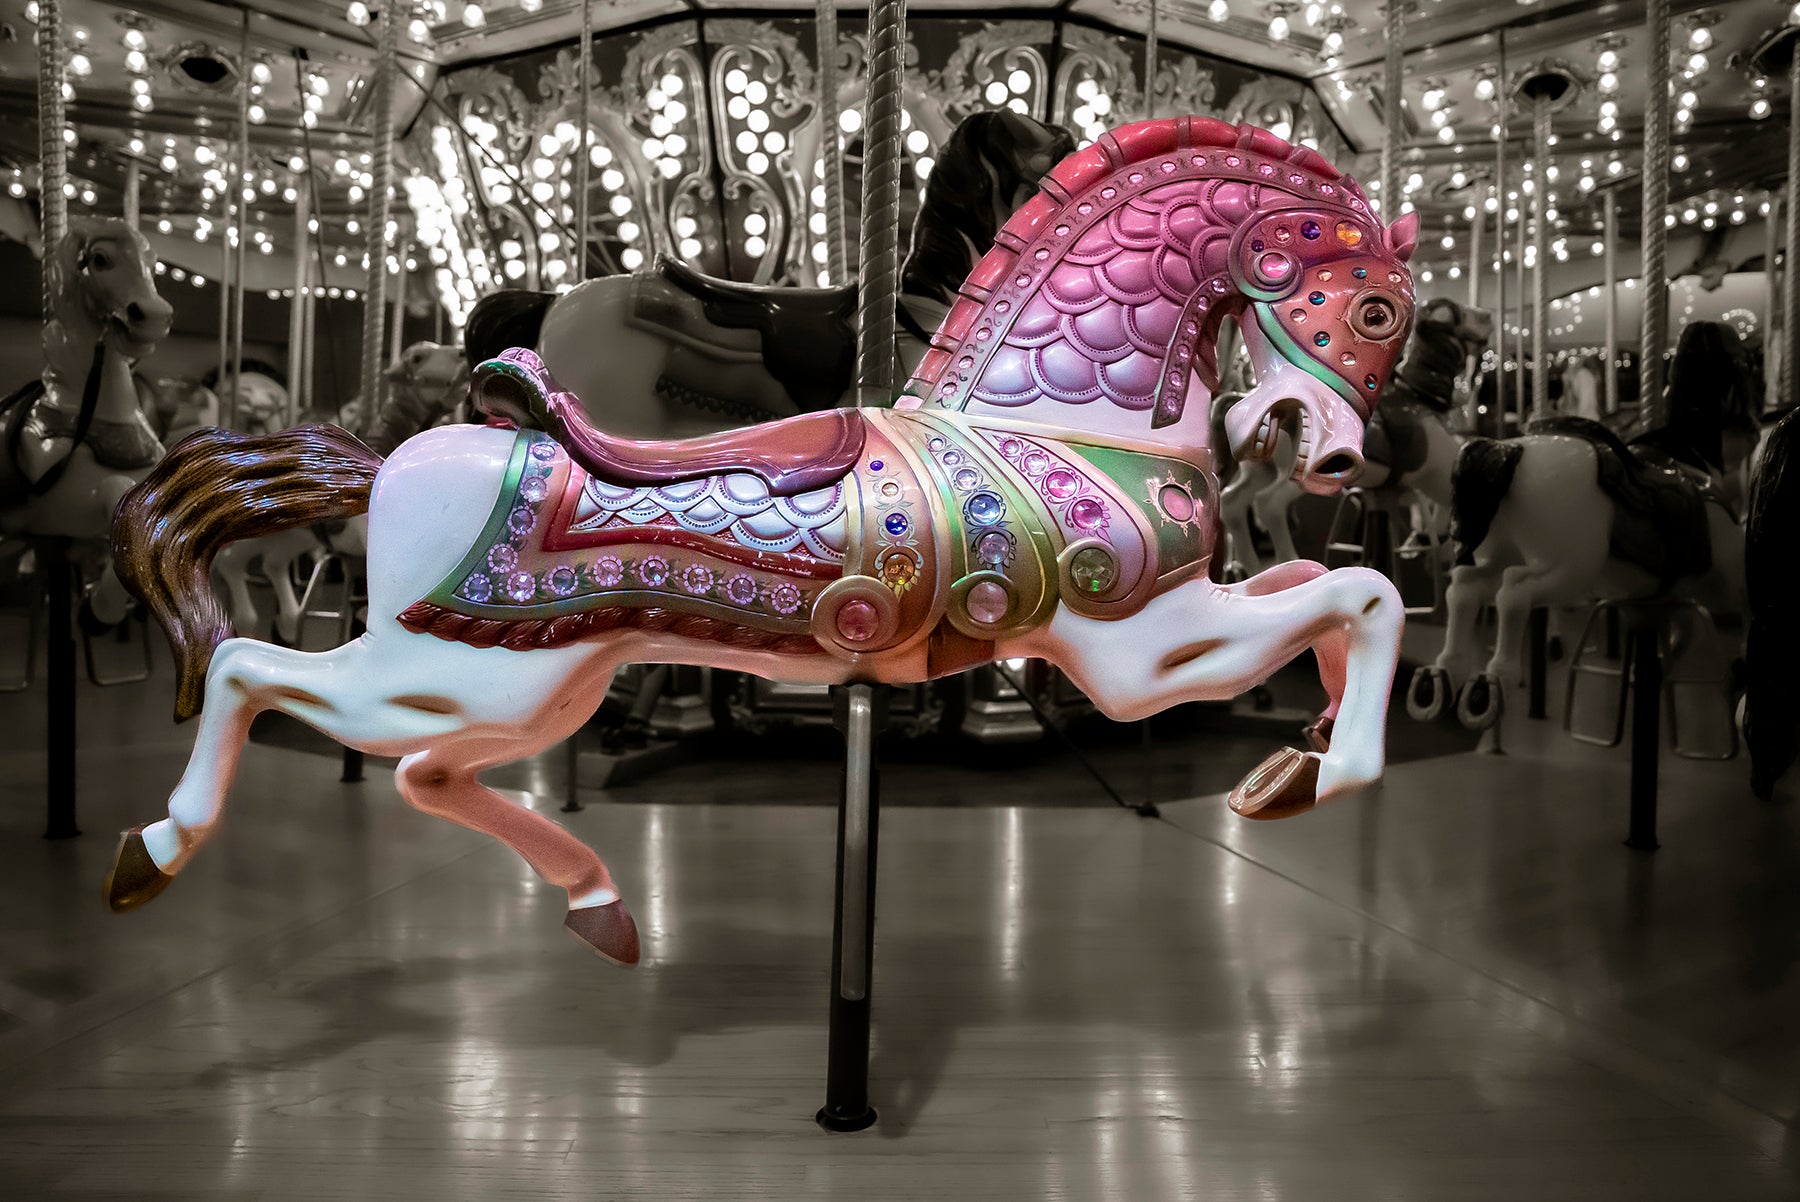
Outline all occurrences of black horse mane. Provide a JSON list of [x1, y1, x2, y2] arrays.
[[1390, 299, 1483, 413], [899, 110, 1077, 308], [1628, 320, 1755, 473]]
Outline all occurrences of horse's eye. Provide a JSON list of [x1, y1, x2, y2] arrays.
[[1352, 295, 1400, 340], [92, 252, 111, 270]]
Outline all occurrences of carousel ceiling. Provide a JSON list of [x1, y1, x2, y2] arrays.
[[0, 0, 1789, 335]]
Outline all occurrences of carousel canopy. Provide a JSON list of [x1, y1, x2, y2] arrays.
[[0, 0, 1788, 336]]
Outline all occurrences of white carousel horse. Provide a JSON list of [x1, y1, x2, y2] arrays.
[[108, 118, 1419, 967], [1408, 319, 1760, 729], [462, 109, 1078, 439], [0, 217, 174, 621], [211, 343, 469, 643], [1217, 296, 1490, 578]]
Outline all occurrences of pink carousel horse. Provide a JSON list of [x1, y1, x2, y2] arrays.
[[0, 217, 174, 620], [211, 343, 470, 643], [108, 119, 1418, 966], [463, 109, 1077, 438]]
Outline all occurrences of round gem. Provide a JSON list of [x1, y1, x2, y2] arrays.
[[869, 459, 884, 472], [506, 571, 538, 602], [1160, 483, 1195, 522], [1314, 331, 1331, 347], [953, 467, 980, 491], [1274, 226, 1292, 243], [975, 530, 1012, 564], [638, 556, 669, 587], [1043, 468, 1080, 501], [1251, 238, 1265, 252], [1365, 374, 1380, 390], [1318, 269, 1333, 282], [966, 580, 1009, 624], [1070, 547, 1118, 595], [942, 449, 963, 466], [725, 574, 758, 605], [548, 565, 579, 596], [928, 437, 946, 451], [884, 511, 910, 537], [1353, 266, 1368, 279], [837, 599, 880, 642], [879, 480, 901, 498], [1022, 451, 1049, 475], [1289, 308, 1306, 323], [1336, 221, 1363, 246], [770, 581, 803, 614], [1309, 291, 1326, 306], [1258, 251, 1293, 282], [462, 573, 492, 603], [1301, 220, 1321, 240], [999, 438, 1021, 456], [519, 475, 548, 502], [681, 564, 714, 594], [487, 544, 518, 573], [507, 506, 535, 536], [594, 556, 624, 587], [529, 441, 557, 461], [1069, 496, 1106, 530], [1340, 352, 1357, 366], [964, 491, 1004, 525]]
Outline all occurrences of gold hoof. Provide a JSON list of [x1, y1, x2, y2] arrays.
[[1303, 715, 1335, 754], [564, 900, 641, 967], [1228, 747, 1321, 821], [105, 826, 174, 913]]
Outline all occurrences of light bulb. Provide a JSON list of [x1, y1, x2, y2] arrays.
[[1208, 0, 1229, 21], [1269, 13, 1289, 40], [462, 3, 485, 27], [346, 1, 370, 26]]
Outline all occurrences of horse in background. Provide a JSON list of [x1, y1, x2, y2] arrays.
[[461, 109, 1077, 439], [0, 218, 174, 623], [1409, 320, 1760, 730]]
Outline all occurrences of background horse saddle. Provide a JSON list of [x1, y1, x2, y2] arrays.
[[1530, 416, 1713, 586], [630, 258, 858, 412]]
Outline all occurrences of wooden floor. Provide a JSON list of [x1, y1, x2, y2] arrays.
[[0, 636, 1797, 1198]]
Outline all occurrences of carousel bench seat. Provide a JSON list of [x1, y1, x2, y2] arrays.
[[472, 350, 865, 498]]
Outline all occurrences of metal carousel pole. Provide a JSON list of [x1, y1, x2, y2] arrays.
[[37, 0, 78, 841], [1493, 34, 1507, 433], [1144, 0, 1159, 121], [816, 0, 847, 283], [576, 0, 592, 279], [1603, 196, 1618, 415], [1640, 0, 1671, 423], [230, 8, 251, 422], [1380, 0, 1404, 208], [818, 0, 906, 1135], [1530, 96, 1550, 420]]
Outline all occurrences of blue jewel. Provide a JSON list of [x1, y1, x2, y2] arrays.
[[884, 511, 910, 536], [1353, 267, 1368, 279], [870, 459, 884, 471], [965, 491, 1004, 525], [1314, 332, 1330, 347], [1309, 291, 1325, 305]]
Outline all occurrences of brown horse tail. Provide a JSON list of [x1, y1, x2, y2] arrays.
[[113, 425, 384, 722]]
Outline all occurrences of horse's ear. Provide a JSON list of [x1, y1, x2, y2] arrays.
[[1387, 211, 1419, 261]]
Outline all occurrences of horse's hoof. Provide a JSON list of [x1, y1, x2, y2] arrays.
[[1229, 747, 1321, 821], [1405, 666, 1449, 722], [105, 826, 173, 913], [565, 900, 641, 967], [1457, 673, 1503, 731], [1303, 715, 1334, 753]]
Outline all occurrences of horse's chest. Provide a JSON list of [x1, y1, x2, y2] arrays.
[[402, 420, 1216, 669]]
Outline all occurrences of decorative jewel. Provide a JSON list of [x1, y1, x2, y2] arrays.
[[594, 555, 625, 588], [1314, 331, 1331, 347], [1309, 291, 1326, 306], [1289, 308, 1307, 323], [975, 530, 1014, 566], [1160, 483, 1195, 522], [836, 599, 879, 643], [999, 438, 1021, 457], [964, 491, 1004, 525], [505, 570, 538, 602], [487, 544, 518, 573], [519, 475, 548, 503], [529, 441, 557, 461], [878, 548, 919, 592], [966, 580, 1009, 624], [680, 564, 714, 594], [1353, 266, 1368, 279], [1022, 451, 1049, 475], [942, 449, 963, 466], [725, 574, 758, 605], [1301, 220, 1321, 240], [1068, 496, 1107, 530], [879, 480, 902, 499], [928, 437, 946, 451], [1258, 251, 1294, 283], [952, 467, 980, 491], [461, 573, 493, 603], [1070, 547, 1119, 594], [1274, 226, 1292, 243], [1318, 269, 1333, 282], [1340, 352, 1357, 366], [769, 581, 803, 614], [547, 565, 579, 597], [884, 511, 910, 537], [1043, 468, 1080, 501], [1335, 221, 1363, 247], [507, 506, 535, 537], [637, 555, 670, 587], [1365, 374, 1380, 390], [869, 459, 884, 472]]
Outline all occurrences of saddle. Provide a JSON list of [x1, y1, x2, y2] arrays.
[[1528, 416, 1714, 587], [631, 257, 858, 412], [472, 349, 865, 499], [1365, 396, 1432, 477]]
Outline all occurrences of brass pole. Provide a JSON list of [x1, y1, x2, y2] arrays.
[[575, 0, 592, 280]]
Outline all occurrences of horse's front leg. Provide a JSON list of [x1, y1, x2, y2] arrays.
[[1021, 565, 1403, 819]]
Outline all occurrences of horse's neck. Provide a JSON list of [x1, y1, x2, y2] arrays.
[[952, 381, 1217, 461], [1407, 414, 1461, 509], [43, 311, 142, 423]]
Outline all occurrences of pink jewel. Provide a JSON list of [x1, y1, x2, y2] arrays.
[[487, 544, 518, 573], [966, 580, 1009, 624], [1054, 224, 1070, 236], [519, 475, 548, 502], [1290, 174, 1305, 185], [1022, 451, 1049, 474], [1015, 274, 1031, 287], [1257, 163, 1274, 176], [594, 555, 624, 587], [681, 564, 714, 594], [1193, 156, 1206, 166], [1274, 226, 1292, 243], [994, 300, 1011, 313], [1258, 252, 1293, 281], [1160, 161, 1176, 173], [1225, 155, 1240, 167], [770, 581, 803, 614], [505, 571, 537, 602], [999, 438, 1021, 456], [837, 599, 880, 642], [940, 382, 957, 396], [1078, 203, 1093, 215], [976, 327, 992, 341], [1069, 496, 1106, 529], [1043, 469, 1080, 501], [725, 574, 758, 605], [1100, 187, 1116, 199], [1034, 248, 1050, 260], [1128, 172, 1143, 184], [1160, 483, 1195, 522], [1320, 184, 1335, 195]]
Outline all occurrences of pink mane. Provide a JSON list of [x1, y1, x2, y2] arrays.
[[899, 118, 1387, 426]]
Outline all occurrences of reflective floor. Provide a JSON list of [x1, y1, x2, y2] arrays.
[[0, 639, 1797, 1199]]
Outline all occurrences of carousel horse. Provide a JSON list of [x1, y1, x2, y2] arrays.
[[462, 109, 1077, 439], [211, 343, 470, 643], [108, 119, 1419, 968], [1217, 296, 1491, 577], [1408, 320, 1760, 729], [140, 376, 221, 449], [0, 217, 174, 622], [1743, 405, 1800, 798]]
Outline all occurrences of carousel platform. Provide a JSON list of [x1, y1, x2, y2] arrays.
[[0, 639, 1795, 1199]]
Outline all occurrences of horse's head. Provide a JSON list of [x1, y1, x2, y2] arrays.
[[52, 217, 173, 359], [1225, 204, 1419, 494], [386, 341, 470, 400]]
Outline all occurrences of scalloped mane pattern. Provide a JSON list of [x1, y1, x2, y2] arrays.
[[899, 118, 1377, 426]]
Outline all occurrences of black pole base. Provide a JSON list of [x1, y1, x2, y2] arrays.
[[1623, 622, 1661, 852], [816, 1102, 878, 1133], [43, 539, 80, 840]]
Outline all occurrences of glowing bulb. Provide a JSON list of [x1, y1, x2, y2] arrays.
[[1474, 77, 1495, 101], [346, 1, 370, 26], [1209, 0, 1228, 21], [462, 4, 485, 28]]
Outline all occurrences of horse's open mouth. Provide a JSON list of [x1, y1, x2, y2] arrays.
[[107, 314, 158, 358]]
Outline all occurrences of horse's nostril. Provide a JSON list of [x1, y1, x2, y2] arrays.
[[126, 303, 146, 325], [1314, 451, 1362, 478]]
